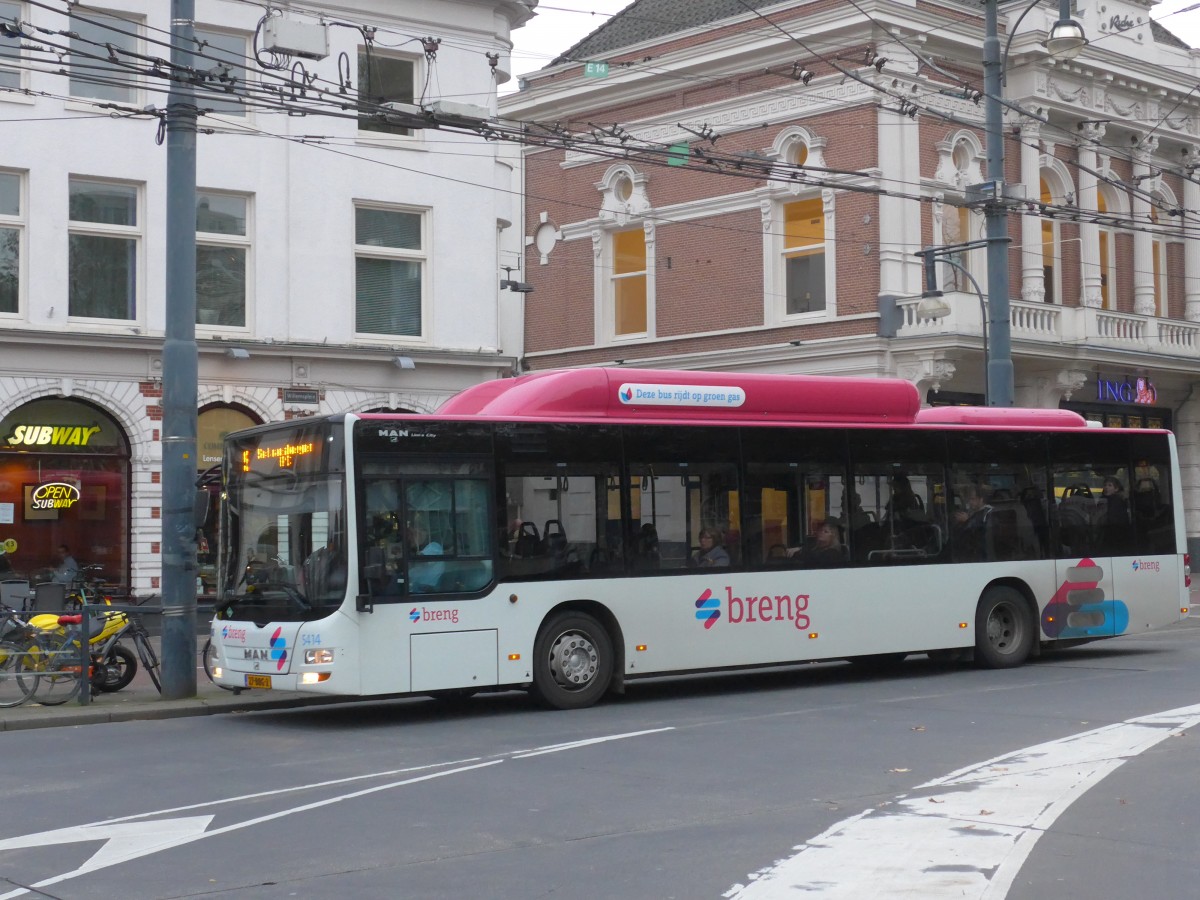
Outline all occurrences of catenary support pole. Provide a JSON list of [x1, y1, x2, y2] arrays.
[[161, 0, 198, 698], [983, 0, 1014, 407]]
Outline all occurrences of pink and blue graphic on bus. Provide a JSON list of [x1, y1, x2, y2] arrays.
[[269, 626, 288, 671], [1040, 558, 1130, 639], [695, 588, 721, 629]]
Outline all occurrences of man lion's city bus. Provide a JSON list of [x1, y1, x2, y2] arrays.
[[207, 368, 1189, 709]]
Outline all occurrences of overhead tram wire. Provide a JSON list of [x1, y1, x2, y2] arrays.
[[716, 0, 1200, 226], [10, 1, 1195, 241]]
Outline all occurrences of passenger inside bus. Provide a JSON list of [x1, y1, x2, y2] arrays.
[[690, 528, 730, 567], [952, 484, 994, 561], [804, 520, 847, 566]]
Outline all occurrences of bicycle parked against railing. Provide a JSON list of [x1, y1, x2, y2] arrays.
[[18, 595, 162, 704], [0, 603, 43, 708]]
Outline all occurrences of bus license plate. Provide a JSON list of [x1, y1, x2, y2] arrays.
[[246, 674, 272, 689]]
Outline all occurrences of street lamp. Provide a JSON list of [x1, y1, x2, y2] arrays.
[[915, 244, 992, 405], [982, 0, 1086, 406]]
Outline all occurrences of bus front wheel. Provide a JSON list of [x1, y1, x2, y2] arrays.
[[532, 612, 613, 710], [975, 587, 1034, 669]]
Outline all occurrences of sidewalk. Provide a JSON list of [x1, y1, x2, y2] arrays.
[[0, 635, 339, 732]]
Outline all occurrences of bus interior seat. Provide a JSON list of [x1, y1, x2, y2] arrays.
[[513, 521, 542, 557]]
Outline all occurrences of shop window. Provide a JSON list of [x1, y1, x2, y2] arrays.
[[196, 191, 249, 328], [69, 8, 139, 103], [358, 49, 415, 137], [0, 169, 20, 315], [0, 1, 22, 90], [194, 27, 248, 119], [354, 205, 425, 338], [0, 397, 130, 588], [68, 178, 140, 321]]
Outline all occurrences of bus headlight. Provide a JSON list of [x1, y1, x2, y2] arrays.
[[304, 648, 335, 664]]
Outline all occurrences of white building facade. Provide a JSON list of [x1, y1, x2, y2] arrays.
[[0, 0, 532, 594]]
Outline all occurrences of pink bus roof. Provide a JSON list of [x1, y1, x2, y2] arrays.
[[437, 368, 921, 424], [915, 407, 1089, 428]]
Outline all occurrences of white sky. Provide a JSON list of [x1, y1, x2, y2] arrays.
[[507, 0, 1200, 89]]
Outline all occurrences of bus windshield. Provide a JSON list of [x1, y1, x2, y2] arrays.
[[218, 421, 346, 624]]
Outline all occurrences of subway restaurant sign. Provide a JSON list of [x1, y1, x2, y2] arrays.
[[5, 425, 102, 447], [0, 398, 125, 454]]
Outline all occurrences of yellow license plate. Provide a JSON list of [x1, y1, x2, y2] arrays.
[[246, 674, 272, 689]]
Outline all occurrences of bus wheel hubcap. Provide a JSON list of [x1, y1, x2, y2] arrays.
[[549, 633, 598, 688], [988, 606, 1017, 651]]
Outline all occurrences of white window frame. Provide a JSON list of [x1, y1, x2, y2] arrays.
[[356, 47, 421, 145], [592, 165, 655, 344], [0, 167, 24, 318], [193, 26, 251, 123], [0, 0, 28, 96], [766, 188, 836, 323], [353, 202, 429, 343], [66, 7, 142, 107], [67, 176, 143, 325], [602, 223, 654, 343], [196, 189, 252, 332]]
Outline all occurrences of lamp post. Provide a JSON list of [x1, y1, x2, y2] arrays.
[[916, 243, 993, 405], [981, 0, 1087, 407]]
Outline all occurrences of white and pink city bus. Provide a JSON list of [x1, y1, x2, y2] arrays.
[[208, 368, 1189, 708]]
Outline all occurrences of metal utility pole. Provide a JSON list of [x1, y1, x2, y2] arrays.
[[982, 0, 1013, 407], [161, 0, 198, 698]]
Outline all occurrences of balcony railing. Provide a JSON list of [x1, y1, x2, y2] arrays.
[[893, 292, 1200, 359]]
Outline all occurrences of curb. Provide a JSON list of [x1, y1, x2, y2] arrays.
[[0, 692, 348, 732]]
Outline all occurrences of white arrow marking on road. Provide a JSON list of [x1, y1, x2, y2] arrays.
[[727, 702, 1200, 899], [0, 816, 214, 873], [0, 725, 674, 898]]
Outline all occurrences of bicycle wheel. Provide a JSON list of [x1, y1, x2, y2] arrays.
[[201, 637, 236, 691], [0, 641, 38, 708], [133, 629, 161, 693], [19, 636, 82, 705], [94, 643, 137, 692]]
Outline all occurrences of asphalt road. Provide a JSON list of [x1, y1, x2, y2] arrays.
[[3, 620, 1200, 899]]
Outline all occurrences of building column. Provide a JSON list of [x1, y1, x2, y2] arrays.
[[1131, 137, 1158, 316], [1175, 394, 1200, 558], [876, 99, 922, 299], [1184, 149, 1200, 322], [1019, 121, 1045, 304], [1077, 124, 1104, 308]]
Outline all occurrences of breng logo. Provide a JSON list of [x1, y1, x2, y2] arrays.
[[409, 608, 421, 623], [694, 588, 720, 629], [1132, 559, 1161, 573], [221, 625, 247, 643], [268, 626, 287, 671], [694, 586, 812, 631]]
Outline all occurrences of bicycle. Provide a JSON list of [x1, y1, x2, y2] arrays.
[[0, 603, 43, 707], [20, 596, 162, 704]]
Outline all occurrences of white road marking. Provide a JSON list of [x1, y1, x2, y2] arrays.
[[0, 726, 674, 897], [727, 702, 1200, 898], [513, 727, 674, 758]]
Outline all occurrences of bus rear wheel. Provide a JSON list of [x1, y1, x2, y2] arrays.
[[975, 587, 1034, 668], [532, 612, 613, 710]]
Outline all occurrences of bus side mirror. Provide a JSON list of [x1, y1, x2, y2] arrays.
[[356, 593, 374, 613]]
